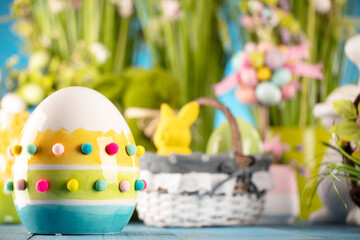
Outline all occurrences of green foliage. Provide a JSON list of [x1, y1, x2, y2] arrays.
[[330, 120, 360, 142], [333, 100, 357, 120]]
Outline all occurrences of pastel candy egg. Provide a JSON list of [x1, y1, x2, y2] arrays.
[[235, 86, 257, 104], [12, 87, 140, 234], [257, 67, 272, 81], [271, 68, 292, 86], [265, 49, 286, 70], [244, 42, 257, 54], [249, 51, 265, 68], [255, 82, 281, 105], [240, 68, 258, 87]]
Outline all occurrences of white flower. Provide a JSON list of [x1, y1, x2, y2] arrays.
[[314, 0, 331, 14], [28, 50, 50, 71], [90, 42, 110, 64], [48, 0, 68, 14], [161, 0, 181, 21], [118, 0, 133, 18]]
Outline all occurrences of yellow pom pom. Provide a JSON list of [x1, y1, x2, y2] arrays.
[[137, 145, 145, 157], [257, 67, 272, 81], [67, 179, 79, 192], [12, 145, 22, 156]]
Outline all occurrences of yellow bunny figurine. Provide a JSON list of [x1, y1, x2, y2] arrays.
[[154, 102, 199, 155]]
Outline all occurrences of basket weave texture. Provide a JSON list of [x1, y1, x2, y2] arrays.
[[136, 98, 273, 227]]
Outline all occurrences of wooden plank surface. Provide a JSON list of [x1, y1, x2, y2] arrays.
[[0, 223, 359, 240]]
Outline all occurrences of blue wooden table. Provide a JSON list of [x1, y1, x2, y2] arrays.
[[0, 223, 359, 240]]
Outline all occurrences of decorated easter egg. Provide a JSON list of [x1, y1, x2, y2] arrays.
[[265, 49, 286, 70], [271, 68, 292, 86], [255, 82, 281, 105], [257, 66, 272, 81], [206, 118, 262, 155], [240, 68, 258, 87], [235, 86, 257, 104], [9, 87, 145, 234], [249, 51, 265, 68]]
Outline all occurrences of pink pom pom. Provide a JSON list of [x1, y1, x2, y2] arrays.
[[142, 179, 147, 190], [106, 143, 119, 155], [119, 180, 130, 192], [52, 143, 65, 156], [235, 86, 257, 104], [239, 68, 258, 87], [7, 146, 14, 158], [281, 81, 301, 100], [36, 179, 49, 193]]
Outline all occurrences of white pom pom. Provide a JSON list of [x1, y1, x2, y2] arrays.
[[314, 0, 331, 14]]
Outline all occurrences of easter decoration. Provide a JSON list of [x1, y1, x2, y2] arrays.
[[215, 0, 324, 138], [308, 93, 360, 225], [310, 35, 360, 225], [136, 98, 273, 227], [0, 93, 29, 224], [4, 87, 145, 234]]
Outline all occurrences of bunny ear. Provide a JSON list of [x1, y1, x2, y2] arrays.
[[177, 101, 199, 126], [160, 103, 175, 120]]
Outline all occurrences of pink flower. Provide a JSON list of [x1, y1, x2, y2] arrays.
[[240, 15, 253, 31], [162, 0, 181, 21], [280, 81, 301, 100], [263, 134, 289, 161], [257, 41, 273, 53]]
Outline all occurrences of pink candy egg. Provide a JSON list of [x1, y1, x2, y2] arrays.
[[235, 86, 257, 104], [239, 68, 258, 87]]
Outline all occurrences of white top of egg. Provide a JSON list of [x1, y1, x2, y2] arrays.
[[23, 87, 131, 135]]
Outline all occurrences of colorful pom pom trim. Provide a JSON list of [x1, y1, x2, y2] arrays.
[[136, 145, 145, 157], [135, 179, 146, 191], [52, 143, 65, 156], [126, 144, 137, 156], [119, 180, 130, 192], [80, 143, 93, 155], [105, 143, 119, 156], [15, 179, 27, 191], [36, 179, 49, 193], [67, 179, 79, 192], [26, 144, 38, 155], [12, 145, 22, 156], [4, 180, 14, 192], [7, 146, 14, 158], [94, 179, 107, 191]]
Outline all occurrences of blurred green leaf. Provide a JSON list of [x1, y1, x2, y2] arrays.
[[330, 120, 360, 142], [333, 100, 357, 120]]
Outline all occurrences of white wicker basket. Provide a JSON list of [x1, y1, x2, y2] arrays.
[[136, 98, 273, 227], [137, 192, 265, 227]]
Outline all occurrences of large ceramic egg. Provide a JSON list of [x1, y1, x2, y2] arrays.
[[8, 87, 145, 234]]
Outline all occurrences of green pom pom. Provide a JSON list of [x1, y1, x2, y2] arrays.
[[26, 144, 38, 155], [94, 179, 107, 191], [126, 144, 137, 156], [4, 180, 14, 192], [135, 179, 145, 191], [81, 143, 93, 155]]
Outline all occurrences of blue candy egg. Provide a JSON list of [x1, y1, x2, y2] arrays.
[[271, 68, 292, 86], [255, 82, 281, 106]]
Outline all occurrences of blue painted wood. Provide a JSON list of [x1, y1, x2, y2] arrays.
[[0, 223, 359, 240]]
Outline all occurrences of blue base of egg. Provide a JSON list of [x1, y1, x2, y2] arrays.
[[16, 204, 135, 234]]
